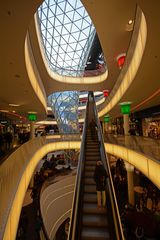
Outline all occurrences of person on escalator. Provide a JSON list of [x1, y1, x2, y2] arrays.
[[94, 161, 108, 209], [89, 118, 97, 140]]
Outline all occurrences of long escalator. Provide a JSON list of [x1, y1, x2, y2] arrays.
[[68, 92, 124, 240], [82, 130, 110, 239]]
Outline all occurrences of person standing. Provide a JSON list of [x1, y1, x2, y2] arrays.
[[94, 161, 108, 208], [89, 118, 97, 140]]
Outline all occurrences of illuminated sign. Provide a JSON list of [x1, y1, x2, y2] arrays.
[[120, 102, 131, 114], [28, 113, 37, 121]]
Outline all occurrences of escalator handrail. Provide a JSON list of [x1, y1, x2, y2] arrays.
[[68, 94, 89, 240], [93, 95, 124, 240]]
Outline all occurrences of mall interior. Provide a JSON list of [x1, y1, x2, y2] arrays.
[[0, 0, 160, 240]]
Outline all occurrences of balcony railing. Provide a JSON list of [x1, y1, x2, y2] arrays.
[[105, 134, 160, 162]]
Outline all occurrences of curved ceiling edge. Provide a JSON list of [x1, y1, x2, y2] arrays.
[[25, 33, 48, 113], [98, 6, 147, 117]]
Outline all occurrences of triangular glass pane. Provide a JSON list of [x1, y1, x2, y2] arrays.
[[56, 5, 64, 16], [73, 11, 82, 22], [65, 10, 75, 22], [61, 27, 70, 36], [68, 0, 76, 9], [65, 3, 74, 13], [56, 13, 64, 23], [57, 1, 66, 12], [63, 15, 72, 25], [63, 22, 72, 32], [71, 26, 80, 36]]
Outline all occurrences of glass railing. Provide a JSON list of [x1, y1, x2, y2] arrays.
[[104, 134, 160, 162], [93, 96, 124, 240]]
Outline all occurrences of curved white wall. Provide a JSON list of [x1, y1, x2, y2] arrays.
[[40, 175, 76, 239]]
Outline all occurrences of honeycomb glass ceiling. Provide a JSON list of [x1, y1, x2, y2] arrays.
[[38, 0, 95, 77]]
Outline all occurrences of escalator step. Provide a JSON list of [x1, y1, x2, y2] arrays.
[[85, 166, 96, 171], [81, 226, 110, 240], [84, 185, 96, 193], [84, 193, 97, 203], [84, 178, 95, 185], [85, 172, 94, 177], [85, 156, 100, 161], [86, 148, 99, 151], [83, 203, 107, 214], [86, 151, 100, 156], [82, 214, 109, 227], [85, 161, 96, 166]]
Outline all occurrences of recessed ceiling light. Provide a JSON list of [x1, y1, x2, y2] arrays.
[[0, 110, 9, 113], [9, 103, 20, 107]]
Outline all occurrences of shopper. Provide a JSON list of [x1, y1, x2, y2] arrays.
[[94, 161, 108, 208], [89, 118, 97, 140]]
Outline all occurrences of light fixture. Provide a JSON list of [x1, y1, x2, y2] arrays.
[[0, 110, 9, 112], [103, 90, 109, 97], [119, 102, 132, 114], [9, 103, 20, 107], [28, 113, 37, 121], [116, 53, 126, 69], [125, 20, 134, 31], [128, 20, 133, 25], [28, 111, 37, 114]]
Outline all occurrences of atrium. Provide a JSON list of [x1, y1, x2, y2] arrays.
[[0, 0, 160, 240]]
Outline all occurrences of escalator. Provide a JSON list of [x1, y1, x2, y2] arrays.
[[68, 92, 124, 240], [82, 129, 110, 239]]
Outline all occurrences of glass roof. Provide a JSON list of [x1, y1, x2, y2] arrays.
[[38, 0, 96, 77]]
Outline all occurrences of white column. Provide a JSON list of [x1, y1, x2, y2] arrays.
[[123, 114, 130, 136], [125, 162, 134, 206], [29, 121, 35, 188], [30, 121, 35, 139]]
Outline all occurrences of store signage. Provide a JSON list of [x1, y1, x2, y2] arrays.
[[104, 115, 110, 123], [28, 113, 37, 121], [0, 120, 8, 124], [120, 102, 131, 115]]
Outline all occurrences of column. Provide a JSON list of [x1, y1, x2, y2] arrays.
[[123, 114, 130, 136], [104, 115, 110, 134], [125, 162, 134, 206], [30, 121, 35, 139], [29, 121, 35, 188], [119, 102, 131, 136]]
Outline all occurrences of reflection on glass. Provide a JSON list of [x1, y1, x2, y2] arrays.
[[48, 91, 79, 133]]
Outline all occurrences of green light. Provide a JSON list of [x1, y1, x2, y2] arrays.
[[104, 115, 110, 123], [120, 102, 131, 114], [28, 113, 37, 121]]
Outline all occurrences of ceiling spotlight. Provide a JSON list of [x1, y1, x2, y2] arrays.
[[9, 103, 20, 107], [128, 20, 133, 25]]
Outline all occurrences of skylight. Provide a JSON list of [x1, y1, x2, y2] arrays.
[[38, 0, 96, 77]]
